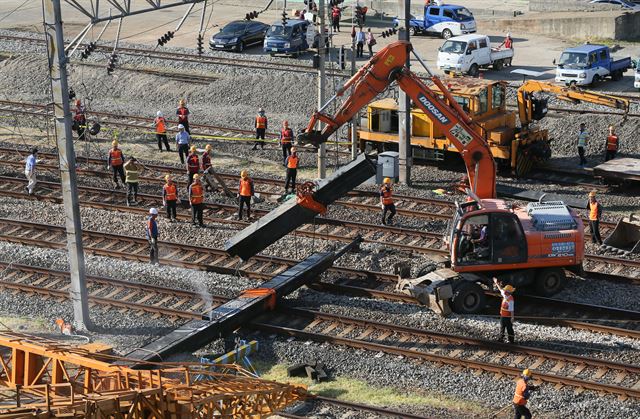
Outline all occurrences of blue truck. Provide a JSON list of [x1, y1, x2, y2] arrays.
[[393, 4, 476, 39], [555, 44, 631, 86]]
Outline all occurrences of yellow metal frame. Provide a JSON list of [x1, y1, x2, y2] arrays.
[[0, 331, 306, 418]]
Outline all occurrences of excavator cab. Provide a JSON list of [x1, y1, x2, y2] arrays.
[[448, 202, 528, 269]]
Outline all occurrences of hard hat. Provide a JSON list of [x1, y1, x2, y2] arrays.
[[193, 174, 200, 180], [164, 174, 172, 181], [240, 170, 249, 178], [503, 285, 515, 293], [589, 191, 596, 197], [383, 177, 391, 184], [156, 111, 163, 117], [179, 99, 186, 106], [75, 99, 81, 105], [522, 369, 532, 378], [258, 107, 264, 113], [507, 32, 511, 37], [291, 147, 297, 153], [149, 208, 158, 215], [112, 140, 118, 147], [283, 120, 289, 125], [205, 144, 212, 151], [190, 145, 197, 152], [178, 124, 185, 129]]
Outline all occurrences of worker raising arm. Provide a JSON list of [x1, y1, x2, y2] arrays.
[[494, 278, 516, 344]]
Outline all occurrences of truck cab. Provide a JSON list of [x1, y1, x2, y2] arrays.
[[263, 19, 312, 57], [555, 44, 631, 86], [437, 34, 513, 76], [394, 4, 476, 39]]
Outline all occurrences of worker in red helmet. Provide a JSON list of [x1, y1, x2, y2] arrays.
[[380, 177, 396, 225], [73, 99, 86, 141], [494, 278, 516, 343]]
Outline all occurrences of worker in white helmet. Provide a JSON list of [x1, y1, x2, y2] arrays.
[[146, 208, 160, 265]]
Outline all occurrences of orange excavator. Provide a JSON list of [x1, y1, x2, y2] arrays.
[[299, 41, 584, 314]]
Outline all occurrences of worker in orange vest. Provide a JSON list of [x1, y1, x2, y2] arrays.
[[280, 120, 294, 165], [380, 177, 396, 225], [107, 140, 125, 189], [238, 170, 255, 220], [284, 147, 299, 193], [513, 369, 538, 419], [494, 278, 515, 343], [587, 190, 603, 245], [189, 174, 205, 227], [186, 145, 200, 187], [604, 125, 619, 162], [163, 175, 178, 222], [252, 108, 268, 150], [146, 208, 159, 265], [154, 111, 170, 152]]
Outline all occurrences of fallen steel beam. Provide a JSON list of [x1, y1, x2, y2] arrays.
[[127, 238, 361, 365], [225, 153, 376, 260]]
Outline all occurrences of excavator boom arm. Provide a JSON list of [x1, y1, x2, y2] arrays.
[[298, 40, 496, 198], [517, 80, 629, 126]]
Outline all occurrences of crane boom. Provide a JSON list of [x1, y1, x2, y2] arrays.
[[517, 80, 629, 126], [298, 40, 497, 198]]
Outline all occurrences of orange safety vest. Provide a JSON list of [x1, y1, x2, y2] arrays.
[[513, 379, 528, 405], [381, 186, 393, 205], [190, 182, 204, 204], [109, 149, 123, 166], [256, 116, 267, 129], [588, 202, 599, 221], [187, 154, 200, 174], [239, 178, 253, 197], [500, 294, 513, 317], [606, 135, 618, 151], [201, 152, 211, 170], [155, 117, 166, 134], [287, 155, 299, 169], [281, 128, 293, 144], [164, 183, 177, 201]]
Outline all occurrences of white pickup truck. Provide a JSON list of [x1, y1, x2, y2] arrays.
[[437, 34, 513, 77], [635, 62, 640, 90]]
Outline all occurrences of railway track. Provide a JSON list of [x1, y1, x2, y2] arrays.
[[0, 214, 639, 339], [1, 148, 637, 282], [252, 308, 640, 401], [0, 261, 638, 401]]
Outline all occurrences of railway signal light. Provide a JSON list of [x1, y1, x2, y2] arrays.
[[281, 10, 288, 26], [246, 10, 259, 20], [80, 41, 97, 60], [196, 34, 204, 56], [106, 53, 118, 75], [157, 30, 175, 47], [380, 28, 397, 38]]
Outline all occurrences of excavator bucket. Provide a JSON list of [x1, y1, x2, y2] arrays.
[[603, 214, 640, 255], [297, 130, 326, 147]]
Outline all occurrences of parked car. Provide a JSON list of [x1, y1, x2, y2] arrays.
[[209, 20, 269, 53], [437, 34, 513, 76], [554, 44, 631, 86], [635, 60, 640, 90], [589, 0, 640, 10], [263, 19, 321, 57], [393, 4, 476, 39]]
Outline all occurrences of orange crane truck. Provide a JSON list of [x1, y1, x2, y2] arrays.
[[298, 40, 585, 314]]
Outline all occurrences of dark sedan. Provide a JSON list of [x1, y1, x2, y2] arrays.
[[209, 20, 269, 52]]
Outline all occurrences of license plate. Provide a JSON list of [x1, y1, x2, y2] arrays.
[[215, 44, 224, 48], [271, 48, 279, 51]]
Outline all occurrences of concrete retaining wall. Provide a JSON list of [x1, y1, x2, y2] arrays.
[[487, 11, 640, 41], [529, 0, 619, 12]]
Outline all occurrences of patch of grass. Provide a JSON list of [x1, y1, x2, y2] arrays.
[[0, 315, 49, 332], [254, 361, 489, 416]]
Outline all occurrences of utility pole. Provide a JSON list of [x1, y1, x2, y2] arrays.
[[43, 0, 91, 330], [350, 26, 357, 159], [317, 0, 327, 178], [398, 0, 412, 185]]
